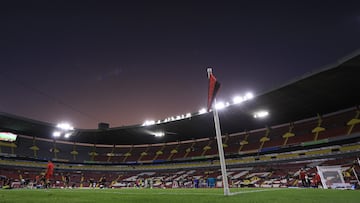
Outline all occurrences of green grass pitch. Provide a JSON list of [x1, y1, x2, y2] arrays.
[[0, 188, 359, 203]]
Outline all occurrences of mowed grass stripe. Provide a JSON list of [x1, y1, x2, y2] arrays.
[[0, 188, 359, 203]]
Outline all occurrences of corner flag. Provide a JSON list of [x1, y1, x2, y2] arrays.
[[207, 69, 221, 111], [206, 68, 230, 196]]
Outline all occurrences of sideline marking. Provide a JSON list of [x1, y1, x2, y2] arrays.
[[7, 188, 284, 196]]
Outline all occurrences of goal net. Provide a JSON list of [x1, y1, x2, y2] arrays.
[[316, 165, 351, 189]]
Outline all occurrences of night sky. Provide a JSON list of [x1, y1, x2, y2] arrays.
[[1, 1, 359, 129]]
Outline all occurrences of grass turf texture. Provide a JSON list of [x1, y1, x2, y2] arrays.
[[0, 188, 359, 203]]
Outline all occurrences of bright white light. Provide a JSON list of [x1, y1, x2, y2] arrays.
[[53, 131, 61, 137], [198, 108, 207, 114], [215, 101, 226, 110], [233, 96, 244, 104], [142, 120, 155, 126], [244, 92, 254, 100], [56, 122, 74, 131], [64, 132, 72, 138], [153, 131, 165, 137], [254, 110, 269, 118], [185, 113, 191, 118]]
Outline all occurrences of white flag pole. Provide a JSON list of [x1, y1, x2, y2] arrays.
[[207, 68, 230, 196]]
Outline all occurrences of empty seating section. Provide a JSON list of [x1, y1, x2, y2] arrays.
[[16, 138, 53, 160], [261, 127, 287, 149], [0, 144, 14, 154], [317, 110, 354, 140], [54, 142, 73, 161], [186, 140, 209, 158], [204, 139, 219, 156], [152, 144, 171, 161], [74, 145, 93, 162], [171, 142, 193, 160], [124, 146, 147, 162], [109, 147, 130, 163], [144, 145, 162, 161], [0, 108, 358, 168], [240, 131, 263, 152], [286, 120, 314, 145], [224, 134, 240, 154], [92, 147, 110, 162]]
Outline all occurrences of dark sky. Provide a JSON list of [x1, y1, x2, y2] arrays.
[[1, 1, 359, 129]]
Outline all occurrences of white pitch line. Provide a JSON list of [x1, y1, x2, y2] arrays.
[[7, 188, 284, 196], [229, 188, 283, 196], [62, 189, 225, 196]]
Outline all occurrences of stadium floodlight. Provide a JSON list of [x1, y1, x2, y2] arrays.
[[56, 122, 74, 131], [233, 96, 244, 104], [142, 120, 155, 126], [198, 108, 207, 114], [215, 101, 226, 110], [53, 131, 61, 137], [54, 122, 75, 138], [153, 131, 165, 137], [64, 132, 72, 138], [244, 92, 254, 100], [253, 110, 269, 118]]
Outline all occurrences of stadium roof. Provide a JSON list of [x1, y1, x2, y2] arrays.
[[1, 50, 359, 145]]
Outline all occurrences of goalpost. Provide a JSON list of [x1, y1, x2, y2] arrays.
[[316, 165, 351, 189]]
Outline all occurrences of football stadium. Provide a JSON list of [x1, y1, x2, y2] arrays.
[[0, 49, 360, 202]]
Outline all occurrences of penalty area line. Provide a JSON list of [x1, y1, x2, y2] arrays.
[[229, 188, 283, 196]]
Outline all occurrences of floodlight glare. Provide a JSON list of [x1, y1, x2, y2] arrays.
[[54, 122, 75, 138], [153, 131, 165, 137], [215, 101, 226, 110], [233, 96, 244, 104], [142, 120, 155, 126], [64, 132, 72, 138], [56, 122, 74, 131], [254, 110, 269, 118], [185, 113, 191, 118], [244, 92, 254, 100], [53, 131, 61, 137], [198, 108, 207, 114]]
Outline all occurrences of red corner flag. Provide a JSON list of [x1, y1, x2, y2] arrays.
[[207, 69, 221, 111]]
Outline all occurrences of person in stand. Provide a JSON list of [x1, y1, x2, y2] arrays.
[[64, 173, 71, 188], [299, 169, 307, 187], [312, 172, 321, 188], [89, 177, 95, 188], [101, 176, 106, 188], [45, 160, 54, 188]]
